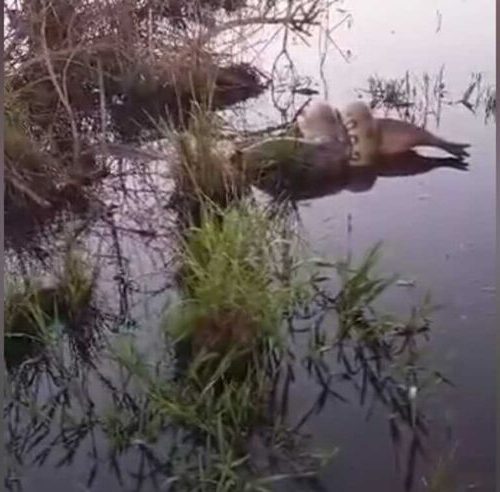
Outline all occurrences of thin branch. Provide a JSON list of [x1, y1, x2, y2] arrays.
[[40, 6, 81, 169], [198, 1, 322, 45], [5, 166, 52, 208]]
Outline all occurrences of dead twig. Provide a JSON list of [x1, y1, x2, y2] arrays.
[[40, 5, 81, 170], [5, 166, 52, 208], [198, 0, 322, 45]]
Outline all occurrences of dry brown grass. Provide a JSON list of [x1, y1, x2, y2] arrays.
[[4, 0, 324, 216]]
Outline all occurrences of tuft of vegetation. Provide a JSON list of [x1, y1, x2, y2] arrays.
[[4, 217, 447, 490], [4, 250, 96, 368], [359, 68, 496, 128], [4, 3, 461, 490], [484, 86, 496, 123], [357, 69, 446, 127], [167, 201, 307, 368], [169, 105, 251, 219]]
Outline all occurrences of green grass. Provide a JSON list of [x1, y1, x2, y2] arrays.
[[98, 201, 321, 489], [4, 220, 444, 491], [4, 250, 96, 368], [168, 202, 307, 355], [334, 243, 397, 340]]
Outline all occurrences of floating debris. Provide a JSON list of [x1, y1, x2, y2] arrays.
[[396, 279, 416, 287], [480, 286, 495, 293]]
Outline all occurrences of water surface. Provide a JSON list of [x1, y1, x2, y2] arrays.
[[235, 1, 495, 489], [5, 1, 495, 491]]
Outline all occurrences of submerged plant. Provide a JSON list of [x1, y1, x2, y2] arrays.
[[334, 243, 396, 340]]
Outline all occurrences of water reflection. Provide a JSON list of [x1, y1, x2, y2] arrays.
[[357, 70, 496, 128], [4, 11, 493, 488], [4, 103, 476, 492], [256, 151, 469, 202], [4, 111, 470, 492], [5, 255, 442, 492]]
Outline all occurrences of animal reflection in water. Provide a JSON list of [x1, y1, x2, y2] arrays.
[[256, 150, 469, 201], [238, 99, 470, 200]]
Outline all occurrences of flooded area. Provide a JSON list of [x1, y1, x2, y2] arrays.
[[227, 2, 496, 486], [4, 1, 495, 491], [250, 2, 496, 489]]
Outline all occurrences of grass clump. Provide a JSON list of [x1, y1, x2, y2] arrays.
[[4, 221, 445, 491], [168, 201, 306, 370], [170, 105, 251, 224], [4, 251, 96, 368], [127, 201, 314, 489], [334, 243, 397, 340]]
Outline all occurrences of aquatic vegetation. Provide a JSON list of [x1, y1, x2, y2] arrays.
[[362, 71, 419, 110], [359, 69, 496, 129], [169, 105, 250, 215], [4, 250, 97, 368], [5, 2, 485, 491], [484, 86, 496, 123], [457, 72, 496, 121], [4, 217, 446, 491], [358, 69, 447, 127], [334, 243, 395, 339], [167, 200, 312, 383]]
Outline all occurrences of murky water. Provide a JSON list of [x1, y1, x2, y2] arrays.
[[5, 1, 495, 491]]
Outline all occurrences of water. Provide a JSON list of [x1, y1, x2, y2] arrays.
[[5, 1, 495, 491], [238, 1, 495, 489]]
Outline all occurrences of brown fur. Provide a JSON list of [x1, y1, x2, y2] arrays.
[[376, 118, 470, 159], [298, 100, 470, 162], [297, 101, 348, 143]]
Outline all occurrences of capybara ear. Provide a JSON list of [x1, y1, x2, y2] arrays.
[[342, 101, 373, 121]]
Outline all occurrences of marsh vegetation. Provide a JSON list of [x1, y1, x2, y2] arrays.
[[5, 197, 444, 491], [4, 0, 495, 491]]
